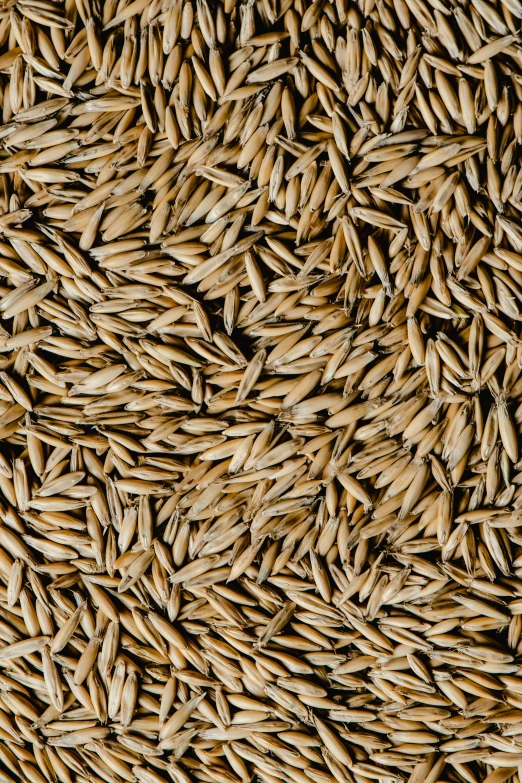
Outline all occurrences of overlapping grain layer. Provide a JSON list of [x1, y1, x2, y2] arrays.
[[0, 0, 522, 782]]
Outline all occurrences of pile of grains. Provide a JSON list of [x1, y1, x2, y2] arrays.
[[3, 0, 522, 781]]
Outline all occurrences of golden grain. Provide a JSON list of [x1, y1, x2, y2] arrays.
[[0, 0, 518, 781]]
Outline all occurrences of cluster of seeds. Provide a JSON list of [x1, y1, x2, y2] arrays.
[[3, 0, 522, 781]]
